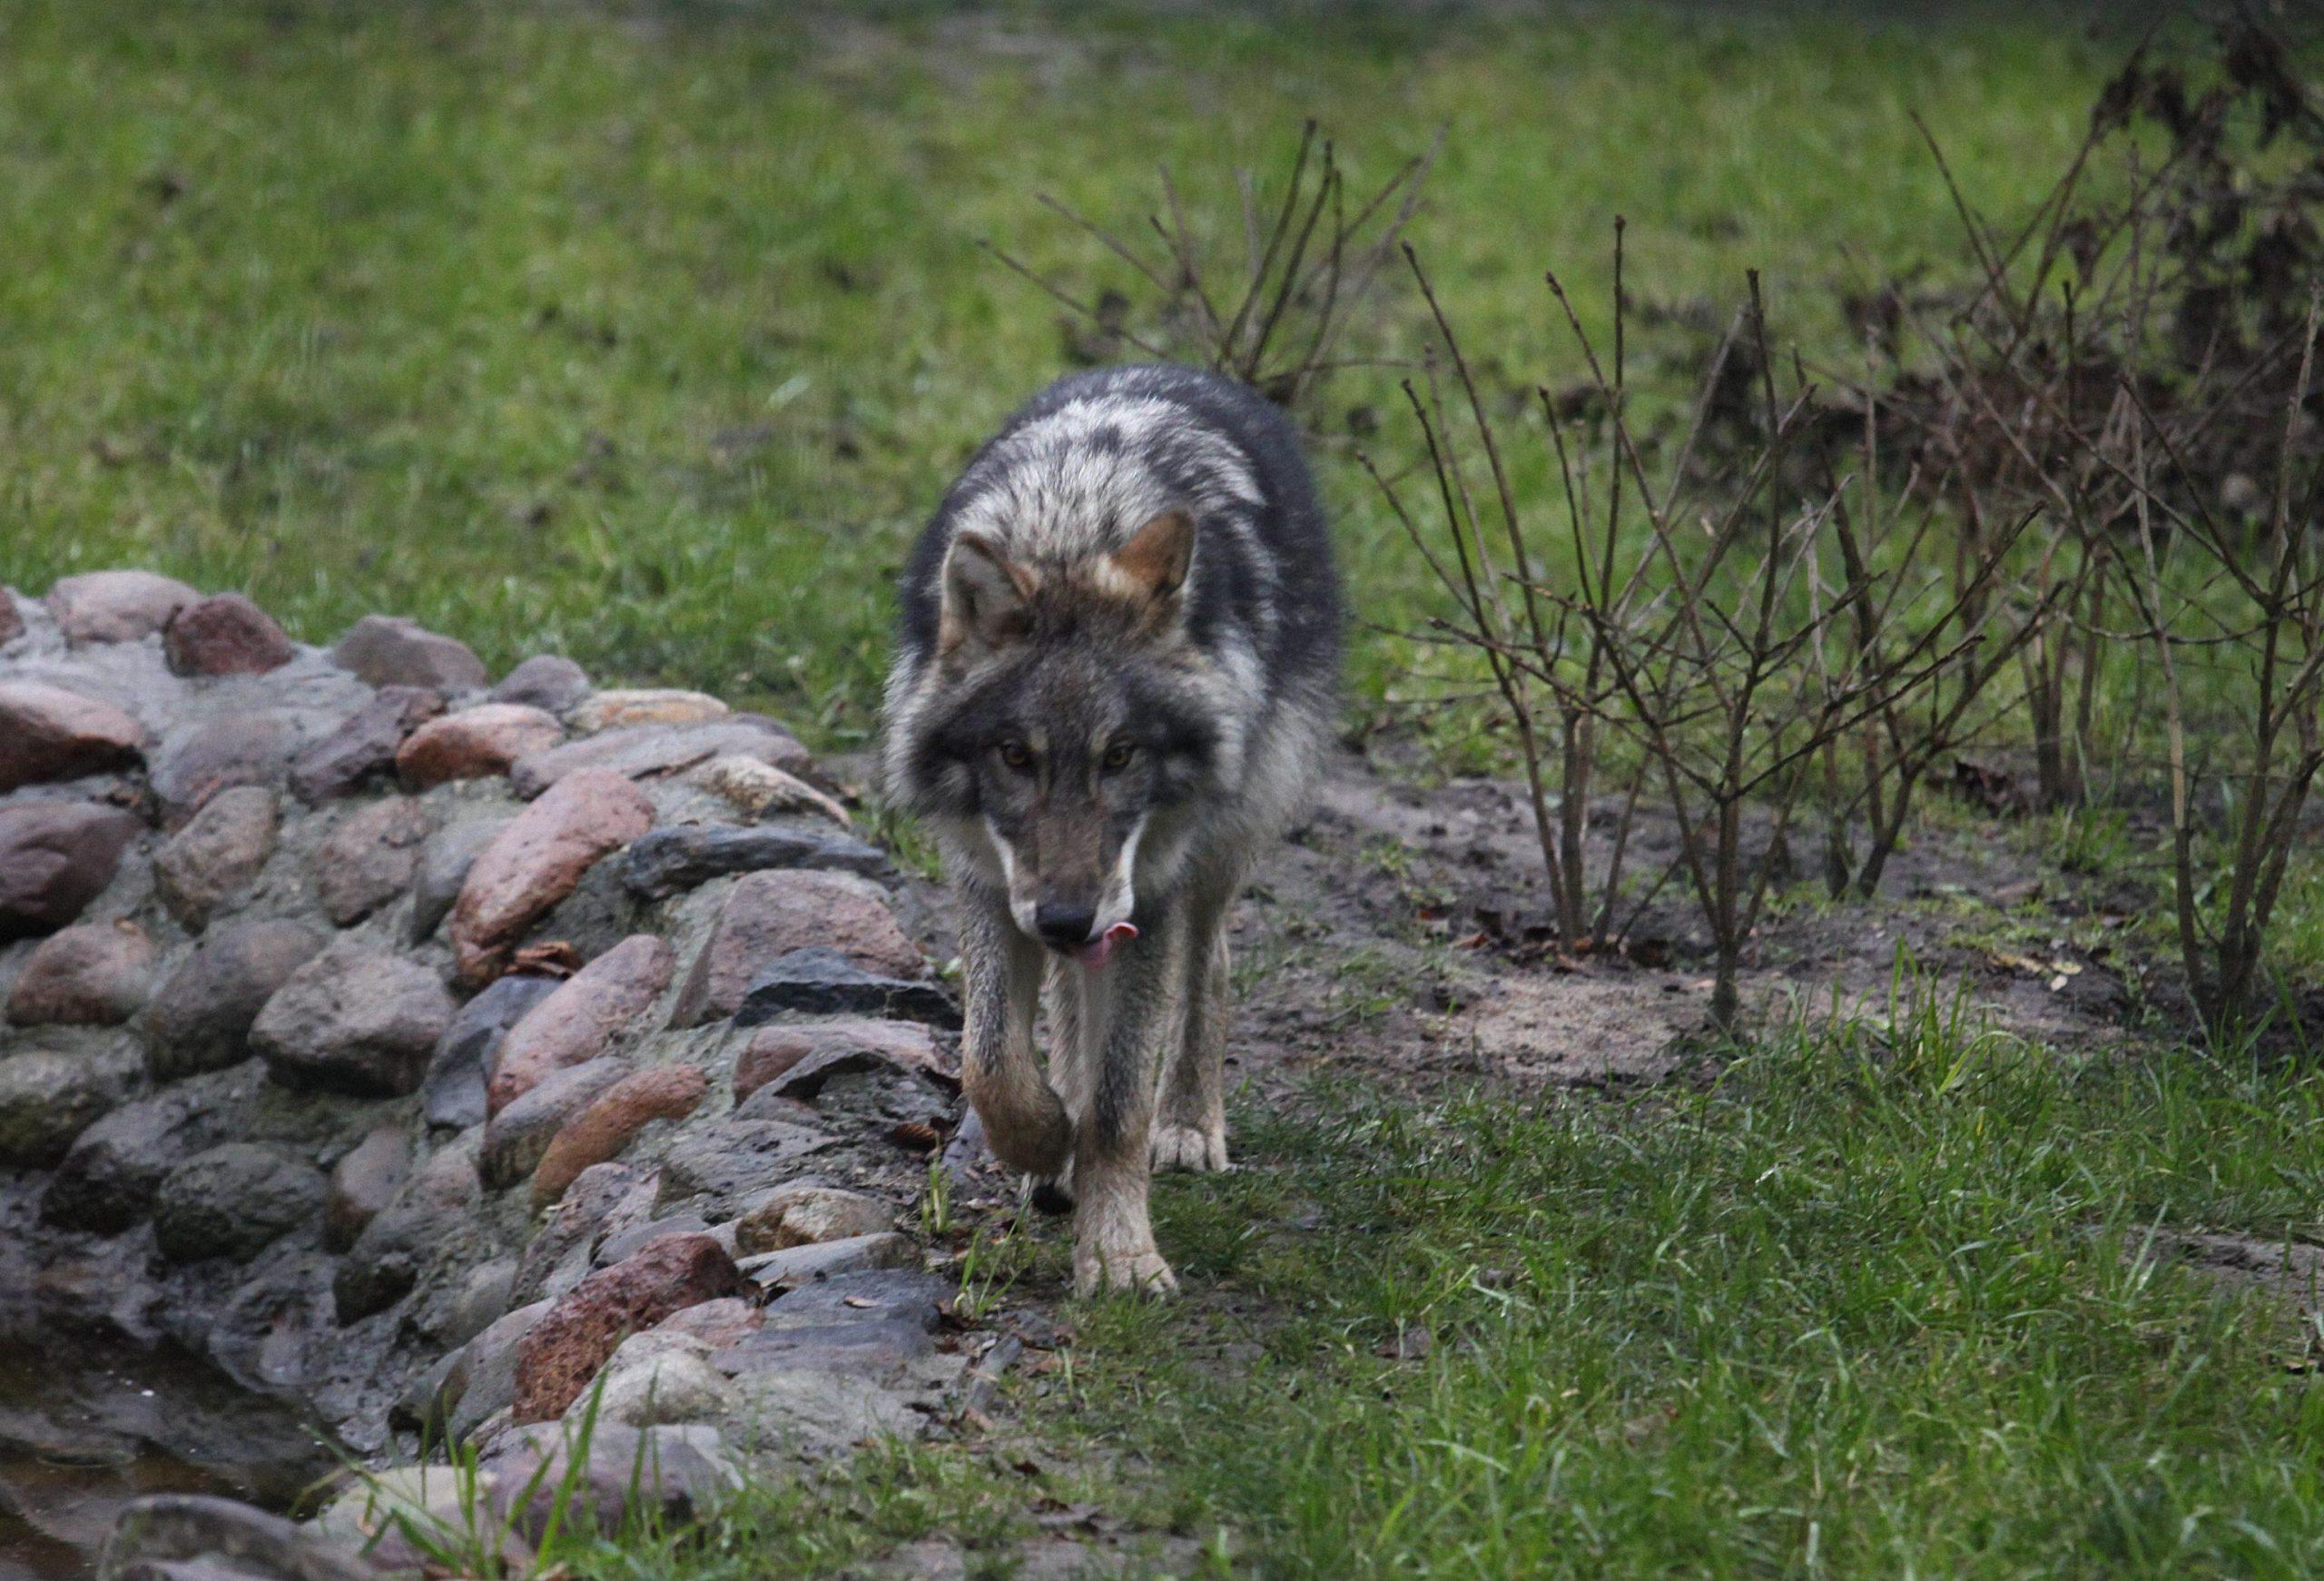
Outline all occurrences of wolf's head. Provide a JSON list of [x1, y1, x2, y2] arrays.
[[895, 509, 1224, 958]]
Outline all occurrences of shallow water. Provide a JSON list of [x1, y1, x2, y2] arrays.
[[0, 1335, 338, 1580]]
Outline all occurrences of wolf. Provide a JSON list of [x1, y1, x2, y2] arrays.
[[882, 363, 1339, 1294]]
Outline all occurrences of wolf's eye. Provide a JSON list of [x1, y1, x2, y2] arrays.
[[1100, 741, 1136, 774], [997, 740, 1033, 772]]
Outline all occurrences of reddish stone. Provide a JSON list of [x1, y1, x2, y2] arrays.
[[529, 1065, 707, 1210], [0, 591, 22, 646], [289, 687, 443, 805], [668, 871, 924, 1028], [510, 1232, 744, 1423], [570, 689, 726, 733], [44, 570, 197, 644], [331, 614, 488, 690], [732, 1017, 946, 1103], [487, 934, 674, 1112], [5, 919, 157, 1025], [448, 768, 654, 986], [0, 802, 142, 940], [0, 681, 145, 792], [395, 704, 563, 790], [162, 593, 295, 677]]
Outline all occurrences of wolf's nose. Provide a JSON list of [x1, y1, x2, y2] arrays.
[[1034, 903, 1097, 948]]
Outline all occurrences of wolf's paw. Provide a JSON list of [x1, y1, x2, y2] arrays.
[[1074, 1243, 1178, 1299], [1150, 1123, 1229, 1173]]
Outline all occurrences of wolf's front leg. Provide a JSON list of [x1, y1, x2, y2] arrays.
[[1069, 919, 1181, 1296], [1153, 879, 1233, 1173], [957, 890, 1071, 1177]]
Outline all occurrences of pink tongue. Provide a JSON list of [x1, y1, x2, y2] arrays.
[[1074, 922, 1138, 968]]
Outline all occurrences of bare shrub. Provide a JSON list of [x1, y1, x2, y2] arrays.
[[1387, 242, 2027, 1031], [983, 121, 1437, 410]]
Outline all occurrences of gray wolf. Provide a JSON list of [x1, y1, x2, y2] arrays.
[[883, 363, 1339, 1294]]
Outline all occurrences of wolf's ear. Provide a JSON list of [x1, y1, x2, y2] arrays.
[[1108, 509, 1195, 619], [939, 530, 1035, 659]]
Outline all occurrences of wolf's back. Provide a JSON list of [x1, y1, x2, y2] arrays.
[[894, 363, 1340, 714]]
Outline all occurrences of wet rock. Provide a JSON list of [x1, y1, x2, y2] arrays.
[[570, 688, 726, 733], [0, 679, 146, 791], [732, 1017, 947, 1103], [153, 1143, 327, 1264], [288, 686, 442, 805], [574, 1331, 734, 1428], [668, 871, 923, 1028], [623, 821, 884, 900], [407, 815, 503, 945], [335, 1135, 483, 1321], [530, 1063, 707, 1210], [714, 1316, 933, 1378], [655, 1117, 835, 1216], [510, 1232, 745, 1422], [143, 918, 324, 1078], [733, 1185, 894, 1256], [489, 654, 591, 717], [330, 614, 487, 691], [510, 1161, 637, 1308], [98, 1493, 378, 1581], [153, 785, 277, 928], [760, 1269, 951, 1332], [162, 593, 294, 677], [482, 1422, 737, 1543], [655, 1297, 763, 1350], [44, 1066, 258, 1232], [0, 800, 143, 939], [736, 1232, 918, 1295], [395, 703, 564, 790], [6, 918, 158, 1025], [448, 768, 654, 985], [313, 795, 430, 926], [149, 712, 290, 825], [324, 1125, 410, 1252], [445, 1299, 553, 1442], [481, 1057, 629, 1190], [45, 569, 197, 644], [733, 948, 960, 1029], [688, 755, 852, 826], [487, 934, 673, 1112], [421, 971, 558, 1130], [208, 1250, 338, 1394], [0, 1032, 140, 1166], [251, 941, 453, 1096], [509, 717, 812, 800]]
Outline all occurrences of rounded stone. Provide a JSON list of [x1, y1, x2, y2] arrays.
[[448, 769, 654, 986], [143, 917, 325, 1078], [487, 934, 674, 1113], [5, 919, 158, 1026], [529, 1064, 707, 1210], [251, 942, 455, 1096], [153, 784, 278, 928], [325, 1124, 412, 1252], [0, 1033, 139, 1166], [395, 705, 564, 790], [315, 795, 432, 927], [0, 680, 146, 793], [489, 655, 591, 717], [0, 801, 143, 941], [570, 689, 727, 734], [510, 1232, 744, 1423], [162, 592, 296, 677], [153, 1143, 327, 1263], [44, 569, 197, 643], [332, 614, 489, 690]]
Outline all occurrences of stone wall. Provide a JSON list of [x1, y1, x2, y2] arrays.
[[0, 572, 996, 1576]]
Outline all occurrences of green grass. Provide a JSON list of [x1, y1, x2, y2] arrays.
[[0, 0, 2126, 748], [573, 970, 2324, 1580]]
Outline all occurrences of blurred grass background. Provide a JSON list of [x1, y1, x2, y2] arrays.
[[0, 1, 2126, 746]]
